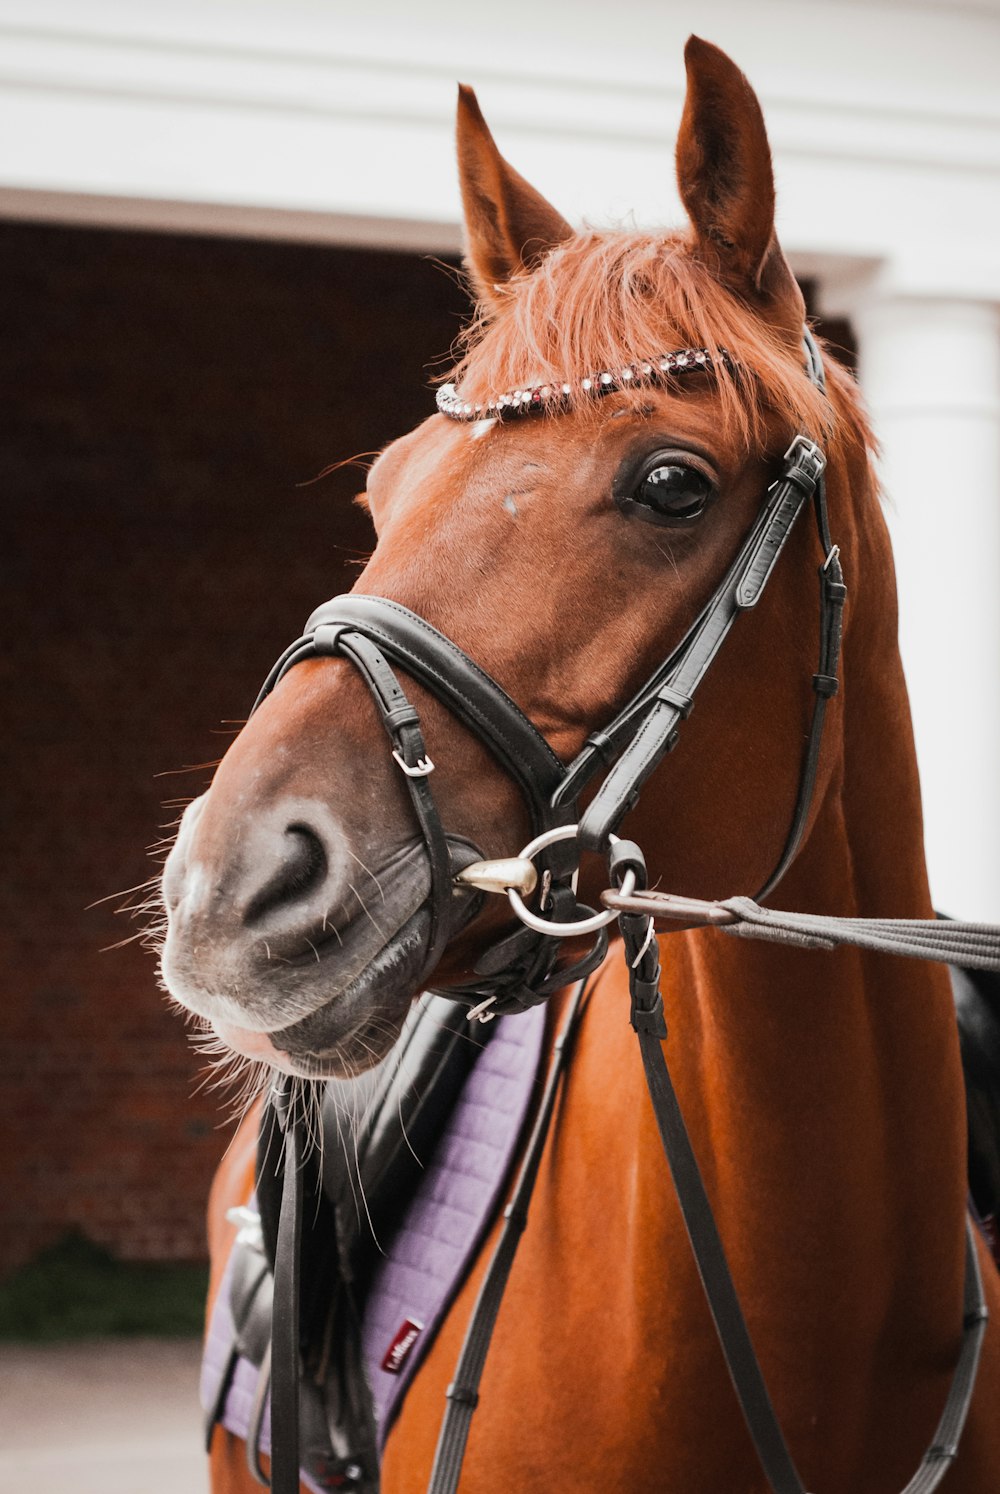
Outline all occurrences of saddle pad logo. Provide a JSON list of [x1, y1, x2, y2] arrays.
[[381, 1317, 425, 1375]]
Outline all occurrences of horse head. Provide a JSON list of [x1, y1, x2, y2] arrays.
[[160, 37, 879, 1080]]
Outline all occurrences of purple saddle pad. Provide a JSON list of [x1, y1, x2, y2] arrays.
[[201, 1002, 547, 1481]]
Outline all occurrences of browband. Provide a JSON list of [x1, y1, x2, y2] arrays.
[[435, 346, 730, 421]]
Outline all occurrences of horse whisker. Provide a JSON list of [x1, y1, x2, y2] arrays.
[[347, 882, 387, 941]]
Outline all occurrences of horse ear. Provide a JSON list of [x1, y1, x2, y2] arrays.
[[456, 84, 574, 307], [676, 37, 804, 342]]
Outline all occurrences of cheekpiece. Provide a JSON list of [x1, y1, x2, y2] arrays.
[[435, 346, 728, 422]]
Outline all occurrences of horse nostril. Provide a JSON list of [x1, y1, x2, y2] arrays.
[[243, 824, 328, 925]]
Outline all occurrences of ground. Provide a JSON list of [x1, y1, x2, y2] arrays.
[[0, 1338, 207, 1493]]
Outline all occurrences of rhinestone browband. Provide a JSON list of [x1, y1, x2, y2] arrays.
[[435, 346, 728, 422]]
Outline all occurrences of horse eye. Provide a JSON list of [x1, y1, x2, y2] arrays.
[[633, 462, 714, 520]]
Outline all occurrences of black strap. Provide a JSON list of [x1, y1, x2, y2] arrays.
[[901, 1226, 988, 1494], [755, 546, 846, 902], [610, 843, 801, 1490], [336, 631, 454, 981], [425, 980, 588, 1494], [754, 331, 846, 903], [302, 595, 568, 826], [251, 597, 587, 1015], [577, 435, 827, 854], [270, 1078, 304, 1494]]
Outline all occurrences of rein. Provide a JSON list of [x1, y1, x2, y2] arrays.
[[251, 330, 1000, 1493]]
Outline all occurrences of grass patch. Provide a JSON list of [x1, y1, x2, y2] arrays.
[[0, 1233, 209, 1341]]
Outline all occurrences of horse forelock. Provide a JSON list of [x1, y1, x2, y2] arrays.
[[447, 228, 871, 467]]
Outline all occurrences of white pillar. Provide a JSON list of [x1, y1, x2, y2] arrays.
[[852, 296, 1000, 920]]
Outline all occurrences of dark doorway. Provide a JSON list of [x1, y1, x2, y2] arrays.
[[1, 221, 468, 1270]]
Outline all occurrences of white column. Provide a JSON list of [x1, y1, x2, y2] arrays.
[[852, 296, 1000, 920]]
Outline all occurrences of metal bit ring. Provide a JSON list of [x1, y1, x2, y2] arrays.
[[506, 825, 634, 937]]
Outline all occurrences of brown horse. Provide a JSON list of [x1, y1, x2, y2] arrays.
[[161, 36, 1000, 1493]]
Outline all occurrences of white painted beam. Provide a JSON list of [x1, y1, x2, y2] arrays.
[[0, 1, 998, 307]]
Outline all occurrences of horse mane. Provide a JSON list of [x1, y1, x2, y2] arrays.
[[448, 229, 872, 462]]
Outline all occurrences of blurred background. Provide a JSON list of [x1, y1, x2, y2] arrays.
[[1, 1, 998, 1487]]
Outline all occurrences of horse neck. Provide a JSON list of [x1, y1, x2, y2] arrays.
[[650, 624, 968, 1311]]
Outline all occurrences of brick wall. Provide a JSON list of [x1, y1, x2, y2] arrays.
[[0, 221, 467, 1271]]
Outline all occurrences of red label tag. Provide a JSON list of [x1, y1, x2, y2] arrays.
[[381, 1317, 425, 1375]]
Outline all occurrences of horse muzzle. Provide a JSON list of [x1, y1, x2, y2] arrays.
[[159, 791, 479, 1047]]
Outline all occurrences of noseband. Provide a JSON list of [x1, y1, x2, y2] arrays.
[[253, 330, 842, 1019]]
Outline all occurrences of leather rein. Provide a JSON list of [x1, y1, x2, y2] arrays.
[[249, 330, 997, 1493]]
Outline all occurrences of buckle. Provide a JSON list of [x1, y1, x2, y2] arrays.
[[392, 748, 435, 778], [783, 435, 826, 493]]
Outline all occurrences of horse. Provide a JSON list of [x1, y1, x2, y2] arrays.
[[160, 35, 1000, 1494]]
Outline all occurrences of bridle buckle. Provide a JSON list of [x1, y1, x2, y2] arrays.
[[392, 748, 435, 778], [782, 434, 826, 491]]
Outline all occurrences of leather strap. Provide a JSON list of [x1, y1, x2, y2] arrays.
[[756, 329, 844, 902], [335, 631, 454, 980], [251, 597, 606, 1017], [755, 550, 845, 902], [270, 1078, 304, 1494], [634, 1018, 987, 1494], [577, 434, 827, 855], [302, 595, 568, 826], [425, 980, 589, 1494]]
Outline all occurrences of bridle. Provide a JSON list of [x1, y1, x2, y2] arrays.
[[254, 332, 841, 1022], [250, 329, 996, 1494]]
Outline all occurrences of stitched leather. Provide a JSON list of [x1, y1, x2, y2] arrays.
[[305, 595, 567, 813], [270, 1081, 303, 1494], [756, 547, 846, 902], [578, 438, 823, 854], [735, 481, 810, 609], [336, 631, 454, 978]]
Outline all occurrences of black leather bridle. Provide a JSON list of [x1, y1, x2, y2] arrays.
[[253, 330, 841, 1021], [251, 329, 989, 1494]]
